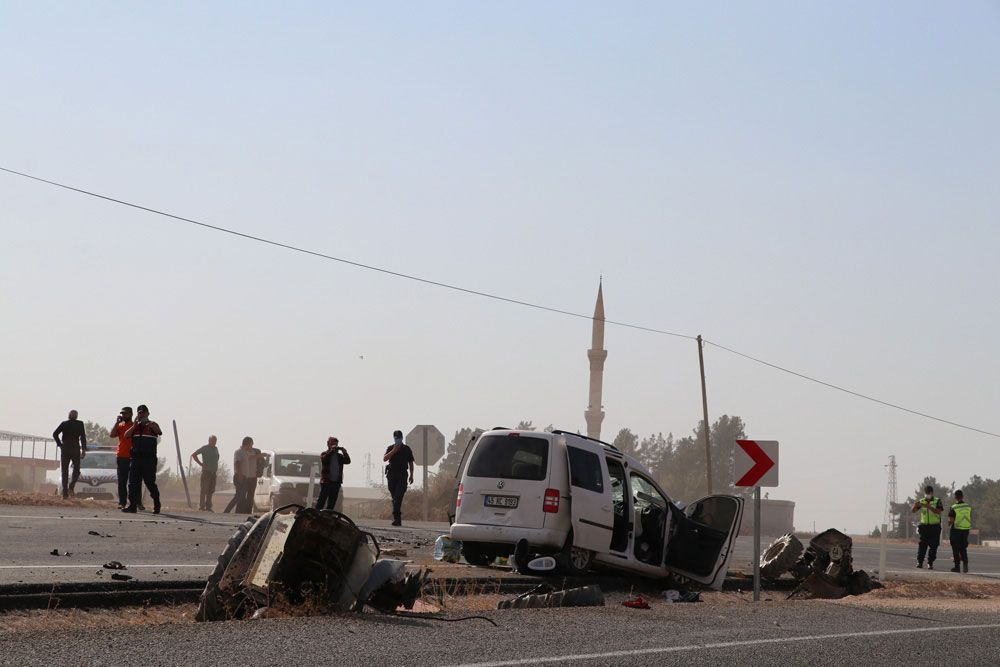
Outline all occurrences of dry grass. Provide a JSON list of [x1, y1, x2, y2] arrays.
[[0, 490, 119, 509], [0, 603, 195, 634]]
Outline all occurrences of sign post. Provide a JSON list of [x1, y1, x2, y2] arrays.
[[734, 439, 779, 602], [172, 420, 192, 509], [406, 425, 445, 522]]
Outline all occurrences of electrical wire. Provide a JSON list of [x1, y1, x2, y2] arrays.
[[702, 338, 1000, 439], [2, 165, 998, 439]]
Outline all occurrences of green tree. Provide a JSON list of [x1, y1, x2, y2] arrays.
[[611, 428, 639, 458], [84, 421, 115, 449], [438, 427, 482, 479]]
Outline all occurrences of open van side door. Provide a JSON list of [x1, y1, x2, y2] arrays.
[[565, 444, 614, 553], [663, 494, 744, 590]]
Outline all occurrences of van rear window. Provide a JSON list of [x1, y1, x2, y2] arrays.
[[467, 435, 548, 481]]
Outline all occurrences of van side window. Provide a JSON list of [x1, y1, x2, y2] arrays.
[[567, 446, 603, 493]]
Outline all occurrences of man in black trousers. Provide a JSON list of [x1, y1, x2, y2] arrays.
[[383, 429, 414, 526], [52, 409, 87, 499]]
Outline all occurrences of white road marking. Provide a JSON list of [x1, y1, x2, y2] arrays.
[[0, 514, 243, 525], [449, 623, 1000, 667], [0, 564, 214, 569]]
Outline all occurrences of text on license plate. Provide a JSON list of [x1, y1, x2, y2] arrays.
[[484, 495, 519, 509]]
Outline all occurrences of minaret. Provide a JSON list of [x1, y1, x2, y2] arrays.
[[585, 281, 607, 440]]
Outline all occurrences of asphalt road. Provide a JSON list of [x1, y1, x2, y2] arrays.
[[4, 504, 1000, 585], [0, 505, 448, 585], [2, 595, 999, 666]]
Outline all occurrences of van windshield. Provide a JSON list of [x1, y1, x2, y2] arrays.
[[467, 435, 548, 481], [274, 455, 321, 477]]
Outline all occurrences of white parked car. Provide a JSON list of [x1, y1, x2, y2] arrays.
[[449, 428, 744, 589], [253, 450, 323, 512], [67, 447, 120, 500]]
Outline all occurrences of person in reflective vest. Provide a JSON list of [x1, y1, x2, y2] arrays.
[[948, 490, 972, 573], [911, 484, 943, 569]]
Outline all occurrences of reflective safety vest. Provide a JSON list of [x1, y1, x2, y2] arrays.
[[919, 497, 942, 525], [952, 502, 972, 530]]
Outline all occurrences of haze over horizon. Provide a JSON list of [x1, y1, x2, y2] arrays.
[[2, 2, 998, 533]]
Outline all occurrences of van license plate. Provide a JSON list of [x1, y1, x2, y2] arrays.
[[484, 495, 518, 509]]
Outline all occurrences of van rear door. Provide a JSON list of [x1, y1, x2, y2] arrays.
[[565, 444, 614, 553], [458, 433, 550, 530], [663, 495, 744, 589]]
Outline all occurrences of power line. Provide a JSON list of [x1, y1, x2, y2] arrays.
[[703, 338, 1000, 438], [3, 164, 998, 440], [0, 165, 693, 341]]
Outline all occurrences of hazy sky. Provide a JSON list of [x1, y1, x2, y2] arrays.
[[2, 2, 998, 532]]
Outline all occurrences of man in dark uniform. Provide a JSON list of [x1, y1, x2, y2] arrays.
[[316, 436, 350, 510], [948, 490, 972, 573], [383, 429, 414, 526], [122, 404, 162, 514], [52, 409, 87, 499], [911, 484, 944, 569]]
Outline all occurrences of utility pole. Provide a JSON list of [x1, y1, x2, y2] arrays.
[[697, 335, 713, 494], [884, 455, 898, 531], [364, 453, 373, 486]]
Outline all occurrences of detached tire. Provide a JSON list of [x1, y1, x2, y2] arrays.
[[759, 533, 804, 580], [195, 516, 269, 621], [462, 542, 495, 566]]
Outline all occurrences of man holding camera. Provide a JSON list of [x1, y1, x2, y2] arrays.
[[122, 404, 162, 514], [316, 437, 350, 510], [109, 407, 134, 509], [52, 409, 87, 499]]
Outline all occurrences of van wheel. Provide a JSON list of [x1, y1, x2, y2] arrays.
[[560, 538, 593, 576], [462, 542, 495, 566]]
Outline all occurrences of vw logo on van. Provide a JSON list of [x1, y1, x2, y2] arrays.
[[497, 481, 505, 489]]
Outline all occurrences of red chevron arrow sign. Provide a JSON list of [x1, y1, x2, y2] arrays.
[[734, 440, 779, 487]]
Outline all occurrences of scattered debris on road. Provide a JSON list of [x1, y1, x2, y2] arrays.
[[434, 535, 462, 563], [49, 549, 71, 557], [110, 573, 133, 581], [497, 583, 605, 609], [621, 595, 651, 609], [103, 561, 127, 570], [662, 589, 700, 603], [87, 530, 114, 538]]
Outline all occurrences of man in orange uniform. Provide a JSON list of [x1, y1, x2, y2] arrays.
[[109, 407, 134, 510]]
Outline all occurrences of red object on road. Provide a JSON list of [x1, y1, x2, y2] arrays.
[[734, 440, 776, 487], [621, 596, 650, 609]]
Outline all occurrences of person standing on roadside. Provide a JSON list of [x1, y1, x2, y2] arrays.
[[109, 407, 133, 509], [316, 437, 350, 510], [122, 404, 162, 514], [948, 490, 972, 573], [383, 429, 414, 526], [52, 409, 87, 499], [191, 435, 220, 512], [232, 437, 262, 514], [911, 484, 944, 569]]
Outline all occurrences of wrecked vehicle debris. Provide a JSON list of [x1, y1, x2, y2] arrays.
[[759, 529, 881, 599], [103, 561, 127, 570], [196, 506, 426, 621], [497, 584, 605, 609]]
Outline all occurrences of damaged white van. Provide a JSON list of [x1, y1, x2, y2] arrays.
[[449, 428, 743, 589]]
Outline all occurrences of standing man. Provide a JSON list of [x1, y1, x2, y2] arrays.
[[383, 429, 414, 527], [316, 437, 350, 510], [109, 407, 133, 509], [232, 436, 262, 514], [191, 435, 220, 512], [122, 405, 162, 514], [948, 490, 972, 573], [911, 484, 944, 569], [52, 409, 87, 499]]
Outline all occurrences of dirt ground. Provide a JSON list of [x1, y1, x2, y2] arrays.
[[0, 490, 119, 509]]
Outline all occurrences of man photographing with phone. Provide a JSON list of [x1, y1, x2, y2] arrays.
[[109, 407, 134, 509], [316, 436, 350, 510]]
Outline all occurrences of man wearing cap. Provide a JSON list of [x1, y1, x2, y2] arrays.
[[122, 404, 162, 514], [911, 484, 944, 569], [109, 407, 134, 509], [52, 409, 87, 499], [948, 490, 972, 573]]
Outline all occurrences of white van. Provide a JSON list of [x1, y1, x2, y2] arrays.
[[253, 450, 324, 512], [450, 429, 744, 589]]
